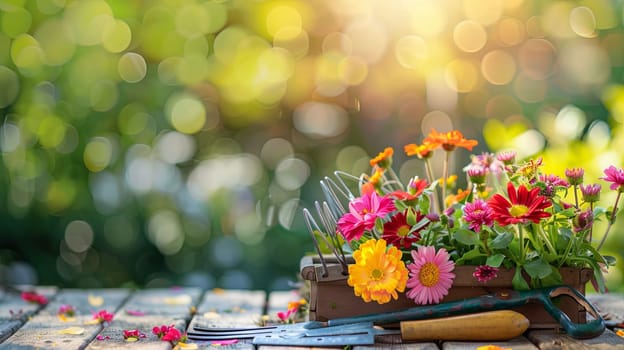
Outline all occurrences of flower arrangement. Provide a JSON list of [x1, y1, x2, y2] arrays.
[[311, 129, 619, 306]]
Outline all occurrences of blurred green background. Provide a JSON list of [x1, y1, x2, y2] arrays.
[[0, 0, 623, 292]]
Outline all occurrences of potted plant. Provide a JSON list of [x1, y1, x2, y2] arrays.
[[301, 129, 619, 328]]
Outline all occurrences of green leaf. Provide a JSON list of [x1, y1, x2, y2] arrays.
[[486, 254, 505, 267], [558, 227, 573, 240], [490, 231, 513, 249], [375, 217, 384, 233], [459, 247, 483, 261], [417, 195, 430, 214], [536, 267, 562, 287], [592, 265, 607, 293], [406, 207, 417, 226], [454, 228, 480, 245], [524, 258, 553, 279], [557, 208, 576, 218], [512, 267, 530, 290]]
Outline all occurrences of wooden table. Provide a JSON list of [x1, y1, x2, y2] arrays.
[[1, 287, 623, 349]]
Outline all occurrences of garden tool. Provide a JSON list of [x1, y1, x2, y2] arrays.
[[189, 310, 529, 346], [188, 285, 605, 346]]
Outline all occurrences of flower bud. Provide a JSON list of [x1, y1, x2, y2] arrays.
[[580, 183, 601, 203], [573, 209, 593, 233], [565, 168, 584, 186], [496, 151, 516, 165], [466, 166, 487, 185]]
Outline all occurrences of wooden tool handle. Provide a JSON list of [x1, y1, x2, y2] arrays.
[[400, 310, 529, 341]]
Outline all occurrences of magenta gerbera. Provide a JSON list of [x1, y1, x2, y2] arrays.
[[406, 246, 455, 305], [601, 165, 624, 192], [462, 199, 494, 232], [337, 191, 396, 241]]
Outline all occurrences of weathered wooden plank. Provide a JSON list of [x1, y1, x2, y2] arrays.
[[355, 338, 440, 350], [86, 288, 201, 349], [588, 293, 624, 327], [442, 336, 538, 350], [527, 329, 624, 350], [0, 286, 58, 342], [0, 288, 129, 350], [116, 288, 202, 318], [186, 289, 264, 350]]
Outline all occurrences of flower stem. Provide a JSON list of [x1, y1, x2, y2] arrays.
[[386, 167, 404, 191], [573, 184, 579, 209], [442, 151, 450, 212], [424, 158, 440, 214], [518, 225, 525, 265], [597, 191, 622, 251], [535, 224, 557, 257]]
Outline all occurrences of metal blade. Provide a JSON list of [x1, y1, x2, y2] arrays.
[[187, 321, 397, 342], [252, 333, 377, 347]]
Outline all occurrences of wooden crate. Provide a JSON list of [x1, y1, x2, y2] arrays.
[[300, 255, 593, 329]]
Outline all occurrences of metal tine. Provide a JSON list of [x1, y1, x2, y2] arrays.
[[321, 201, 349, 272], [304, 170, 362, 276], [314, 201, 348, 273], [303, 208, 331, 277], [319, 179, 346, 219]]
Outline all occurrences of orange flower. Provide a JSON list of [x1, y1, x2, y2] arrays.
[[445, 188, 470, 207], [361, 167, 384, 195], [404, 142, 436, 159], [423, 129, 478, 151], [370, 147, 394, 168], [369, 167, 384, 186]]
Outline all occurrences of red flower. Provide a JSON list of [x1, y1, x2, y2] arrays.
[[381, 211, 423, 249], [487, 182, 552, 225], [93, 310, 114, 323], [153, 325, 169, 338], [123, 329, 146, 341], [153, 324, 187, 345], [21, 291, 47, 305], [162, 327, 182, 343]]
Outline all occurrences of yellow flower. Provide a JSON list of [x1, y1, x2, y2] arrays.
[[347, 239, 408, 304]]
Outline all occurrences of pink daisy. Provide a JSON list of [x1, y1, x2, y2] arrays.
[[462, 199, 494, 232], [406, 246, 455, 305], [337, 191, 396, 241]]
